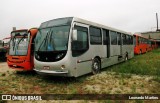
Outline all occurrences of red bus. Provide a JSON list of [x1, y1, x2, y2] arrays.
[[7, 28, 38, 71], [134, 34, 152, 55]]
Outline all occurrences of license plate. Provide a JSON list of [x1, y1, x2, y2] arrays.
[[43, 66, 50, 70]]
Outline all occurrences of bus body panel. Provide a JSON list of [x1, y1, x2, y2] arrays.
[[75, 45, 105, 77], [7, 56, 32, 70], [34, 50, 74, 76], [110, 45, 120, 56]]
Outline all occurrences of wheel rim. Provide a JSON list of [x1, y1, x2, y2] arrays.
[[94, 62, 99, 70], [92, 59, 100, 74], [125, 57, 128, 61]]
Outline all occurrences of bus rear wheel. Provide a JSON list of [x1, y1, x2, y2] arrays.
[[92, 58, 101, 75]]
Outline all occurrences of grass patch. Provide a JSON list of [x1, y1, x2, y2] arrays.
[[152, 76, 160, 83], [108, 48, 160, 77]]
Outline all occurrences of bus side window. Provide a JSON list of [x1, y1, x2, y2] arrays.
[[72, 25, 89, 57], [90, 26, 102, 45], [110, 31, 117, 45], [122, 34, 126, 45], [117, 33, 121, 45], [103, 29, 109, 45]]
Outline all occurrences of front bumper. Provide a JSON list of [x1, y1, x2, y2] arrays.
[[34, 69, 69, 76]]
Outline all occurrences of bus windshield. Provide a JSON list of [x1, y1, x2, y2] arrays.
[[9, 31, 30, 56], [35, 25, 70, 52], [133, 36, 136, 46], [35, 17, 72, 52]]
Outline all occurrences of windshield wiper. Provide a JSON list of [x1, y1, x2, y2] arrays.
[[47, 31, 55, 51], [37, 31, 50, 52], [17, 34, 27, 49], [11, 36, 16, 51]]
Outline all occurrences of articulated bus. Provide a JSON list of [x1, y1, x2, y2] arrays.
[[34, 17, 134, 77], [133, 34, 152, 55], [7, 28, 38, 71]]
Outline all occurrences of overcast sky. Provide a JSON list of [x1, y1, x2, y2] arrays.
[[0, 0, 160, 39]]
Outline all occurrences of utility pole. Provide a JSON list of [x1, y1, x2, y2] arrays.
[[156, 13, 159, 31]]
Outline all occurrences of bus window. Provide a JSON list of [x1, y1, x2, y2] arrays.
[[117, 33, 121, 45], [90, 26, 102, 45], [133, 36, 136, 46], [131, 36, 133, 45], [103, 29, 109, 45], [110, 31, 117, 45], [72, 26, 89, 57]]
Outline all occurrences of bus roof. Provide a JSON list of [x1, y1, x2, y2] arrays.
[[73, 17, 132, 35], [40, 17, 132, 36], [133, 34, 150, 39], [11, 29, 28, 33]]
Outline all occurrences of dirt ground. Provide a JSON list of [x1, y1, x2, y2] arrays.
[[0, 62, 14, 73]]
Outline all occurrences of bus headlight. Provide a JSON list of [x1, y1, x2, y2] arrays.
[[56, 53, 64, 59], [35, 53, 40, 59]]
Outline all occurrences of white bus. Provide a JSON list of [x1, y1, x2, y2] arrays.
[[34, 17, 134, 77]]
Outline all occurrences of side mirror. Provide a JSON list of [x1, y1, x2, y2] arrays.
[[72, 30, 77, 41]]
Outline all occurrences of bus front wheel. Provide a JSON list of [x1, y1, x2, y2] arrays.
[[92, 58, 101, 75]]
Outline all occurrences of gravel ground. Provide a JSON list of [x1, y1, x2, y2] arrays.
[[0, 62, 14, 74]]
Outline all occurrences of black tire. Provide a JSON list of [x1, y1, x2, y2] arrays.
[[92, 58, 101, 75]]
